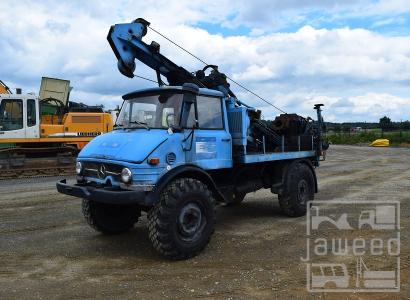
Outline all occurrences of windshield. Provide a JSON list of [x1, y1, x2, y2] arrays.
[[116, 93, 184, 129], [0, 99, 23, 131]]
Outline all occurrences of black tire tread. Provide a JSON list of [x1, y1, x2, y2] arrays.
[[147, 178, 216, 260], [279, 162, 315, 217], [82, 199, 140, 234]]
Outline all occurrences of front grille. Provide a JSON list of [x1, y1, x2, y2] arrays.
[[82, 162, 123, 181]]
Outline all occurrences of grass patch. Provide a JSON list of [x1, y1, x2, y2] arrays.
[[326, 131, 410, 146]]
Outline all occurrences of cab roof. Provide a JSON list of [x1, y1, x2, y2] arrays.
[[122, 86, 223, 100]]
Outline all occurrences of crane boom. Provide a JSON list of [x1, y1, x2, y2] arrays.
[[107, 18, 236, 99], [107, 18, 201, 86]]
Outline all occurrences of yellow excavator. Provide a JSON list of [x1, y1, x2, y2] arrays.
[[0, 77, 113, 174]]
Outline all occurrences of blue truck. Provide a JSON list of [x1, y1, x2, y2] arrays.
[[57, 18, 328, 259]]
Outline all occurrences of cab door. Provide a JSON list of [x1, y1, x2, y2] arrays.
[[25, 98, 39, 138], [186, 95, 232, 170]]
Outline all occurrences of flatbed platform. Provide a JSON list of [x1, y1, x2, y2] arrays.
[[239, 150, 316, 164]]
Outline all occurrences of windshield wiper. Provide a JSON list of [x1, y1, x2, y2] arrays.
[[129, 121, 149, 130], [114, 121, 150, 130]]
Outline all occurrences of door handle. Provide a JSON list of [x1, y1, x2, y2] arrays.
[[221, 138, 231, 142], [0, 132, 4, 134]]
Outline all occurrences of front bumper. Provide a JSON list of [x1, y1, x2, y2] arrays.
[[56, 179, 150, 205]]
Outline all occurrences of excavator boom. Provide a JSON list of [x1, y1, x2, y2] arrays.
[[0, 80, 12, 94]]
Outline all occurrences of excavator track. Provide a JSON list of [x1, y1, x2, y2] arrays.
[[0, 165, 75, 180], [0, 148, 77, 180]]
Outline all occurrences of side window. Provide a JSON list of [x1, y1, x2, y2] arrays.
[[196, 96, 223, 129], [0, 99, 23, 131], [27, 99, 37, 127]]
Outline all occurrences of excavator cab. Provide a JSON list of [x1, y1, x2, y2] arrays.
[[0, 77, 68, 139], [0, 96, 39, 139], [0, 98, 24, 131]]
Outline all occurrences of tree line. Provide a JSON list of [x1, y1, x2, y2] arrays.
[[326, 116, 410, 132]]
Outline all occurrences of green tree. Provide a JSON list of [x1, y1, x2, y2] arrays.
[[379, 116, 392, 130]]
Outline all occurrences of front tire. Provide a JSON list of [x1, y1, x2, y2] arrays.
[[279, 162, 315, 217], [82, 199, 141, 234], [147, 178, 216, 260]]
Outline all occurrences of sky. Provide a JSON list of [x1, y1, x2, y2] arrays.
[[1, 0, 410, 122]]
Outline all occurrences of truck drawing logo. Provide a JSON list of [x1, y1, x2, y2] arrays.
[[358, 205, 396, 230], [311, 206, 353, 230], [310, 263, 350, 288], [305, 201, 400, 292], [356, 257, 398, 289]]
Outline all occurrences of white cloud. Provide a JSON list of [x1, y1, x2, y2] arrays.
[[371, 17, 406, 28], [362, 0, 410, 16], [0, 0, 410, 122]]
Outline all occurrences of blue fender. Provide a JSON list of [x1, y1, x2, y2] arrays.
[[146, 164, 225, 204]]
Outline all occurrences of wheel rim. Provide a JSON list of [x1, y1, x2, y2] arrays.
[[178, 202, 206, 242], [297, 179, 309, 205]]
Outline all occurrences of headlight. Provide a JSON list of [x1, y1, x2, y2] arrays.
[[76, 162, 82, 175], [121, 168, 132, 183]]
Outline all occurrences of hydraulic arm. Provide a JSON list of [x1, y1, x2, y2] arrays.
[[107, 18, 235, 98], [108, 18, 201, 85]]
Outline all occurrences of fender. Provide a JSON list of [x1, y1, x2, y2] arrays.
[[145, 164, 225, 204], [284, 159, 318, 193], [272, 159, 318, 195]]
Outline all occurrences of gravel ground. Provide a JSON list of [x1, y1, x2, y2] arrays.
[[0, 145, 409, 299]]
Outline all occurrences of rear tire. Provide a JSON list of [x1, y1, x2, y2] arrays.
[[82, 199, 141, 234], [279, 162, 315, 217], [147, 178, 216, 260]]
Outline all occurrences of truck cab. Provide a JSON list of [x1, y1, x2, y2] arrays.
[[73, 84, 232, 191]]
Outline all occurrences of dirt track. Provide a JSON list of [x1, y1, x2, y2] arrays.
[[0, 145, 409, 299]]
